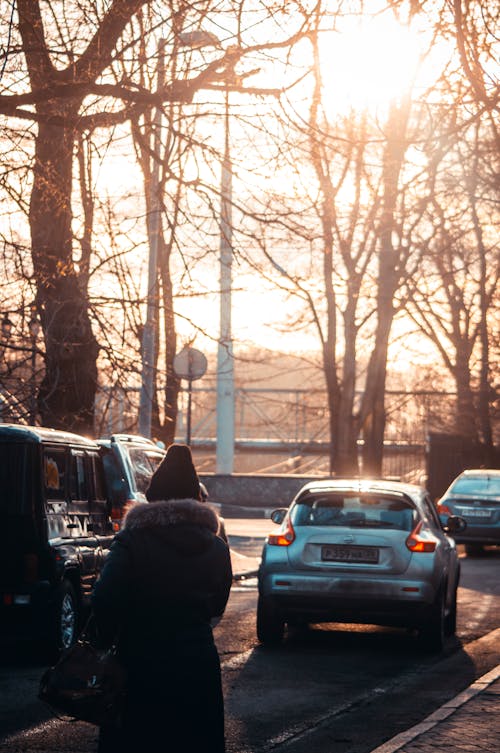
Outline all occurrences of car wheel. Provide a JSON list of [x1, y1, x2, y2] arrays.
[[465, 543, 484, 557], [444, 585, 457, 637], [256, 596, 285, 646], [419, 587, 445, 653], [54, 580, 80, 652]]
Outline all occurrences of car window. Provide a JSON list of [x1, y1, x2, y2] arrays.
[[88, 452, 107, 502], [451, 476, 500, 496], [291, 493, 415, 531], [146, 451, 164, 472], [128, 448, 162, 493], [44, 448, 67, 501], [70, 451, 88, 501]]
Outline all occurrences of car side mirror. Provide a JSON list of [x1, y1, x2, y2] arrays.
[[445, 515, 467, 534], [270, 508, 287, 525]]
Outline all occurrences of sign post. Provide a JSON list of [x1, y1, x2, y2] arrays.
[[173, 346, 207, 445]]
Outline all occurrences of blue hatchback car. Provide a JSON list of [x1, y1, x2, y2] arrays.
[[437, 468, 500, 556], [258, 478, 466, 652]]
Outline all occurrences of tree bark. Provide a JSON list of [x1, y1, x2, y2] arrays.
[[360, 98, 410, 476], [31, 120, 99, 433], [336, 302, 360, 476], [452, 351, 477, 439]]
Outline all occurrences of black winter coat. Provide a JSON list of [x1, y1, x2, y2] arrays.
[[92, 498, 232, 753]]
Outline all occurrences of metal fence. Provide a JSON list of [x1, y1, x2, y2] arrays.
[[95, 386, 460, 479]]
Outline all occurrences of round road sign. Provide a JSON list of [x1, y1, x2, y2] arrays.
[[173, 346, 207, 381]]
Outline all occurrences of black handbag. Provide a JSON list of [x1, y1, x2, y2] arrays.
[[38, 618, 126, 726]]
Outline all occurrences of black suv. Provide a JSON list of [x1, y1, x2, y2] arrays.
[[0, 424, 112, 651]]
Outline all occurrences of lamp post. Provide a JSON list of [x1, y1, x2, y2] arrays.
[[140, 31, 235, 462], [216, 88, 235, 474], [138, 38, 166, 438]]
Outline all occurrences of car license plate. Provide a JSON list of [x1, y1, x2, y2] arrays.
[[457, 507, 491, 518], [322, 545, 379, 564]]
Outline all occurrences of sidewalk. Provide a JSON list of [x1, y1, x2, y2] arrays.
[[225, 516, 271, 580], [369, 663, 500, 753]]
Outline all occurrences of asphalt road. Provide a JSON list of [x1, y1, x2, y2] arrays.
[[0, 524, 498, 753]]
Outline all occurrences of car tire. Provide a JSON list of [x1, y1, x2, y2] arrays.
[[419, 587, 445, 652], [257, 596, 285, 646], [444, 585, 457, 636], [54, 580, 80, 652]]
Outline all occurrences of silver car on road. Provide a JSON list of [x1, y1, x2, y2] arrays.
[[257, 478, 466, 651], [437, 468, 500, 556]]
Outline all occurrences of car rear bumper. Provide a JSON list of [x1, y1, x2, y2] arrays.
[[266, 593, 436, 628], [259, 571, 438, 628]]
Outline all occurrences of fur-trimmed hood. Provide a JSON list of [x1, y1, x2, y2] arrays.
[[123, 498, 219, 534]]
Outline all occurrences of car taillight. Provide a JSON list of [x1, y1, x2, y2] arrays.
[[111, 505, 127, 532], [406, 520, 437, 553], [267, 516, 295, 546], [436, 502, 451, 516]]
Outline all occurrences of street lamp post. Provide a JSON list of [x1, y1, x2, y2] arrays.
[[216, 89, 235, 474], [139, 32, 235, 460]]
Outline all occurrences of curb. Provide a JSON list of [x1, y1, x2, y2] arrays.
[[233, 569, 259, 581], [230, 546, 261, 582], [368, 662, 500, 753], [221, 504, 273, 519]]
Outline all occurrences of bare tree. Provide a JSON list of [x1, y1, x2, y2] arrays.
[[399, 0, 499, 453], [0, 0, 307, 433]]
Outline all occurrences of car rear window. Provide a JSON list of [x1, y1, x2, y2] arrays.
[[451, 476, 500, 496], [291, 493, 415, 531], [0, 442, 32, 513], [129, 448, 163, 493]]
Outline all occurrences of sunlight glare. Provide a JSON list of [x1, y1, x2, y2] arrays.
[[319, 15, 423, 114]]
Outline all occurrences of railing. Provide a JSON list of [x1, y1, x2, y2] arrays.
[[94, 385, 456, 478]]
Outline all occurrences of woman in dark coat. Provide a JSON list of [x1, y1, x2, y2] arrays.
[[92, 443, 232, 753]]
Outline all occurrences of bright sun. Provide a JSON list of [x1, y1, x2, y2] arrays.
[[319, 13, 423, 114]]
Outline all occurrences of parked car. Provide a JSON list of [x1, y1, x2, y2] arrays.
[[257, 478, 466, 651], [0, 424, 112, 652], [98, 434, 227, 541], [97, 434, 165, 530], [437, 468, 500, 556]]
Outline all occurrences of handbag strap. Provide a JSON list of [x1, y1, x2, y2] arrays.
[[76, 613, 100, 644], [81, 611, 121, 649]]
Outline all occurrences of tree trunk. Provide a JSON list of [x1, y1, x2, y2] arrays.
[[150, 253, 180, 448], [336, 304, 360, 475], [453, 351, 478, 439], [30, 120, 99, 434], [360, 98, 410, 476], [361, 335, 390, 476]]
